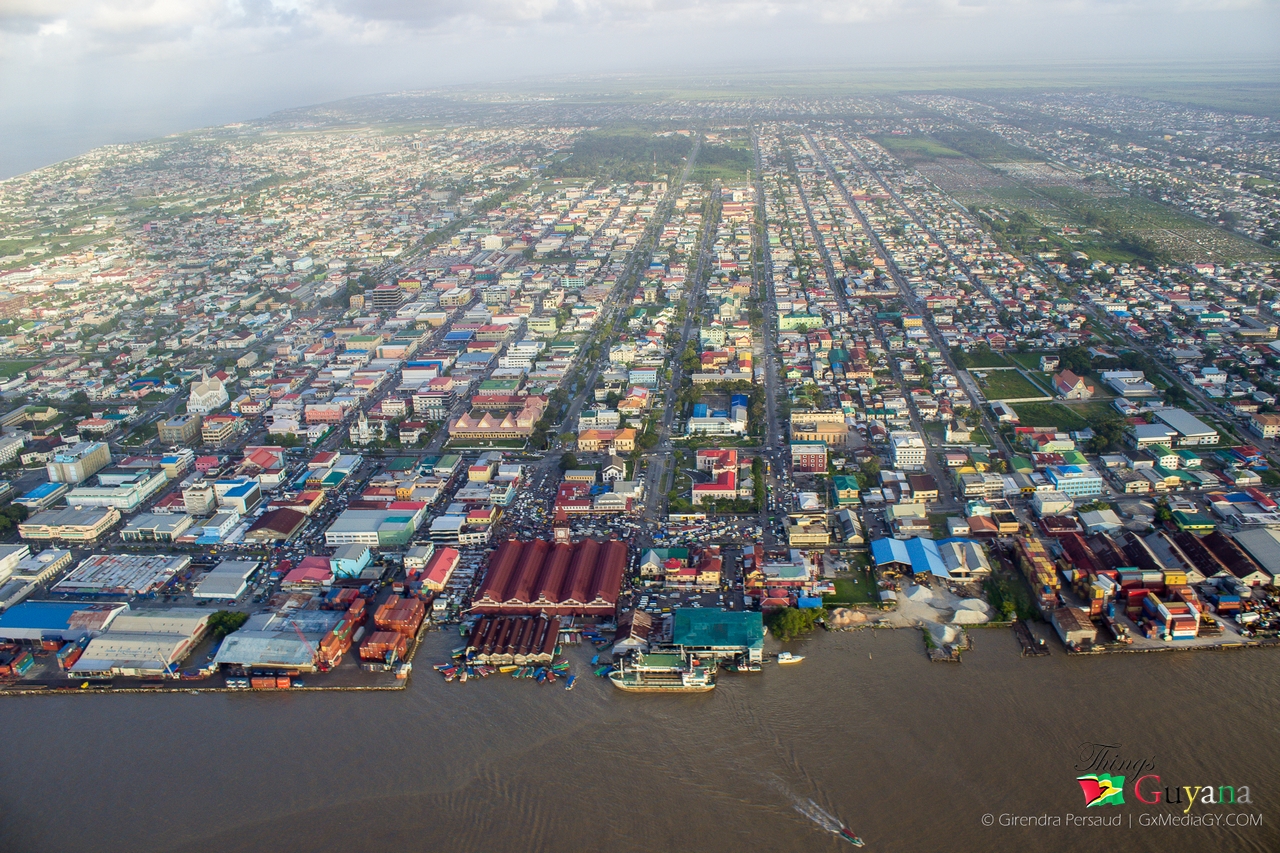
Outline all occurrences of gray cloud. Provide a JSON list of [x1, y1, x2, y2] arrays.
[[0, 0, 1276, 177]]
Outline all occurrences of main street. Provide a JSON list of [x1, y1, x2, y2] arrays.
[[752, 129, 788, 546], [494, 137, 706, 541], [641, 174, 720, 525], [805, 127, 1015, 471]]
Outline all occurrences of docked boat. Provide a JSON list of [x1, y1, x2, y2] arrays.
[[777, 652, 805, 665], [608, 652, 716, 693], [565, 675, 577, 691]]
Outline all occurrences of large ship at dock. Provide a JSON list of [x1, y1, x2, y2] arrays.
[[608, 652, 716, 693]]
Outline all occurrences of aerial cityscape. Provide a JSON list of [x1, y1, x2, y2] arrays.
[[0, 13, 1278, 849]]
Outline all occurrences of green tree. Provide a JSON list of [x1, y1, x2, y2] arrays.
[[1087, 416, 1126, 454], [559, 453, 579, 471], [766, 607, 821, 642], [207, 610, 250, 639], [1164, 382, 1190, 408], [1057, 345, 1092, 376]]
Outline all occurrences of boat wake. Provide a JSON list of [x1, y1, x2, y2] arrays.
[[770, 776, 862, 844], [793, 797, 843, 833]]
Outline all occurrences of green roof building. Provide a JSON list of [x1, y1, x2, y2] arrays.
[[832, 475, 861, 507], [1171, 511, 1216, 532], [671, 608, 765, 664]]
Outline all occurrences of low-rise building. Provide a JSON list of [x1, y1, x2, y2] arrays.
[[18, 506, 120, 542]]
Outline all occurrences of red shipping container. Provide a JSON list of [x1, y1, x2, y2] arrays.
[[276, 676, 292, 689]]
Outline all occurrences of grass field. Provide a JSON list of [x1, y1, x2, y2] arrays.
[[1010, 401, 1090, 430], [1066, 399, 1122, 424], [973, 369, 1048, 400], [964, 350, 1010, 368], [872, 136, 964, 160], [0, 359, 41, 379], [1008, 352, 1056, 371], [823, 566, 879, 606]]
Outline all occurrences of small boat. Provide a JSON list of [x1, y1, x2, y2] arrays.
[[498, 665, 517, 674], [777, 652, 805, 665], [535, 668, 547, 684], [839, 827, 864, 847], [565, 675, 577, 691], [590, 654, 600, 665], [459, 670, 468, 684], [433, 663, 452, 672]]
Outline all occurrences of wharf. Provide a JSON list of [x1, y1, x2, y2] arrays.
[[1012, 620, 1050, 657], [1065, 637, 1280, 656], [0, 619, 436, 698]]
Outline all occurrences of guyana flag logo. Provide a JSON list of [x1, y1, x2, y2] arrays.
[[1077, 774, 1125, 807]]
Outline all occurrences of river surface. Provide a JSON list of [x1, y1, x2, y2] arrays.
[[0, 627, 1276, 853]]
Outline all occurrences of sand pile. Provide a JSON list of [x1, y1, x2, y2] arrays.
[[827, 608, 870, 628]]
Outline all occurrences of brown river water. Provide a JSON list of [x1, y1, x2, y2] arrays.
[[0, 627, 1276, 853]]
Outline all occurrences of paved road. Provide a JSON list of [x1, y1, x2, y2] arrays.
[[752, 129, 789, 545], [816, 130, 1014, 462], [640, 171, 720, 524]]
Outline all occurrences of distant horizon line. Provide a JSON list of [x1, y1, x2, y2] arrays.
[[5, 59, 1278, 181]]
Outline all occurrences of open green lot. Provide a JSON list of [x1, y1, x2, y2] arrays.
[[1008, 352, 1055, 371], [872, 136, 964, 160], [973, 369, 1047, 400], [690, 142, 753, 183], [0, 359, 42, 379], [1009, 401, 1090, 431], [963, 349, 1010, 368], [823, 565, 879, 606]]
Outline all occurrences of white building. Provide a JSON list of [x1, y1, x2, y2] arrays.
[[890, 431, 927, 470], [188, 373, 230, 415]]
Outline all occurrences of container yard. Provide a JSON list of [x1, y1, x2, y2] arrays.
[[0, 580, 431, 693]]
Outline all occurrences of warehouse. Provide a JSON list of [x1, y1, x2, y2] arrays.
[[472, 538, 626, 616], [70, 608, 210, 676], [324, 503, 428, 548], [213, 609, 342, 672], [243, 508, 307, 543], [1153, 408, 1220, 447], [0, 601, 127, 642], [193, 560, 259, 600], [0, 549, 74, 611], [53, 553, 192, 596]]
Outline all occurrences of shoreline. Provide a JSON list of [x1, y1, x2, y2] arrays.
[[9, 620, 1280, 696]]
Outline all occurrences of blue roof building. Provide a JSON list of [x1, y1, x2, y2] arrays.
[[0, 601, 127, 642]]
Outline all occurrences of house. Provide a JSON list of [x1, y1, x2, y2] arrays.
[[1053, 370, 1094, 400]]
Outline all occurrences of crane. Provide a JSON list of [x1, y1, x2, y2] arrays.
[[288, 619, 319, 667]]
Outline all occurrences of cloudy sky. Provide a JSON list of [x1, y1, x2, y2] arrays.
[[1, 0, 1276, 177]]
